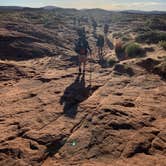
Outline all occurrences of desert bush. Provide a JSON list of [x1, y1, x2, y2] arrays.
[[137, 57, 166, 80], [115, 45, 124, 55], [108, 58, 117, 67], [113, 63, 134, 76], [122, 36, 130, 42], [153, 56, 166, 79], [146, 18, 166, 31], [159, 41, 166, 50], [124, 42, 144, 58], [134, 26, 150, 33], [114, 39, 126, 60], [114, 39, 123, 48], [114, 39, 124, 54], [136, 31, 166, 44], [112, 32, 123, 38]]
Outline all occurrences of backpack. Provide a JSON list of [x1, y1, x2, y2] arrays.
[[104, 24, 109, 34], [97, 36, 104, 47], [75, 39, 88, 55]]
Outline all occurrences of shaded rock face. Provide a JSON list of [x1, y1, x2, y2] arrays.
[[0, 62, 28, 81], [0, 31, 46, 60], [0, 18, 76, 61], [137, 58, 160, 72], [113, 64, 135, 76], [0, 9, 166, 166], [137, 58, 166, 80]]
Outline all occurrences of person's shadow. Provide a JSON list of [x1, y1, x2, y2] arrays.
[[60, 73, 90, 118]]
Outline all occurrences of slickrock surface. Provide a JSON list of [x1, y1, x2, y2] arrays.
[[0, 8, 166, 166]]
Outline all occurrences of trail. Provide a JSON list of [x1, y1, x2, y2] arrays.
[[0, 53, 166, 166], [0, 10, 166, 165]]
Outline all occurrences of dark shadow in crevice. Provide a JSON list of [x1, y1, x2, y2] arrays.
[[98, 59, 110, 68], [137, 58, 166, 80]]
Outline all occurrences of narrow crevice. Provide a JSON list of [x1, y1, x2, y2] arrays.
[[109, 122, 135, 130], [0, 148, 23, 159], [70, 114, 88, 133], [44, 136, 67, 157], [103, 108, 129, 117], [38, 113, 63, 130]]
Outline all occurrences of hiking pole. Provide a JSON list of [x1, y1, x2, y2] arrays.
[[89, 52, 93, 95]]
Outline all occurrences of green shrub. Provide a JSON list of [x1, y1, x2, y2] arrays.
[[159, 41, 166, 50], [146, 18, 166, 31], [125, 43, 144, 58], [136, 31, 166, 44], [112, 32, 123, 38], [122, 36, 130, 42], [154, 56, 166, 79], [115, 45, 124, 59], [108, 58, 117, 67]]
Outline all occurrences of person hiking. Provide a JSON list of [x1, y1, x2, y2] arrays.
[[92, 19, 97, 32], [75, 32, 91, 74], [77, 27, 86, 38], [104, 24, 109, 36], [96, 34, 105, 61]]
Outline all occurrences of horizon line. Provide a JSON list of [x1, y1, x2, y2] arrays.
[[0, 5, 166, 12]]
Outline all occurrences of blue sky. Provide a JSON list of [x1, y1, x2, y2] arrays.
[[0, 0, 166, 11]]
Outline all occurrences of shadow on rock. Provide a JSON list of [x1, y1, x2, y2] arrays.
[[106, 38, 114, 50], [137, 58, 166, 80], [60, 73, 91, 118], [98, 59, 109, 68], [113, 64, 135, 77]]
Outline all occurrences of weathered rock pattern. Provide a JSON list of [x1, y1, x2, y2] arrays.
[[0, 8, 166, 166]]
